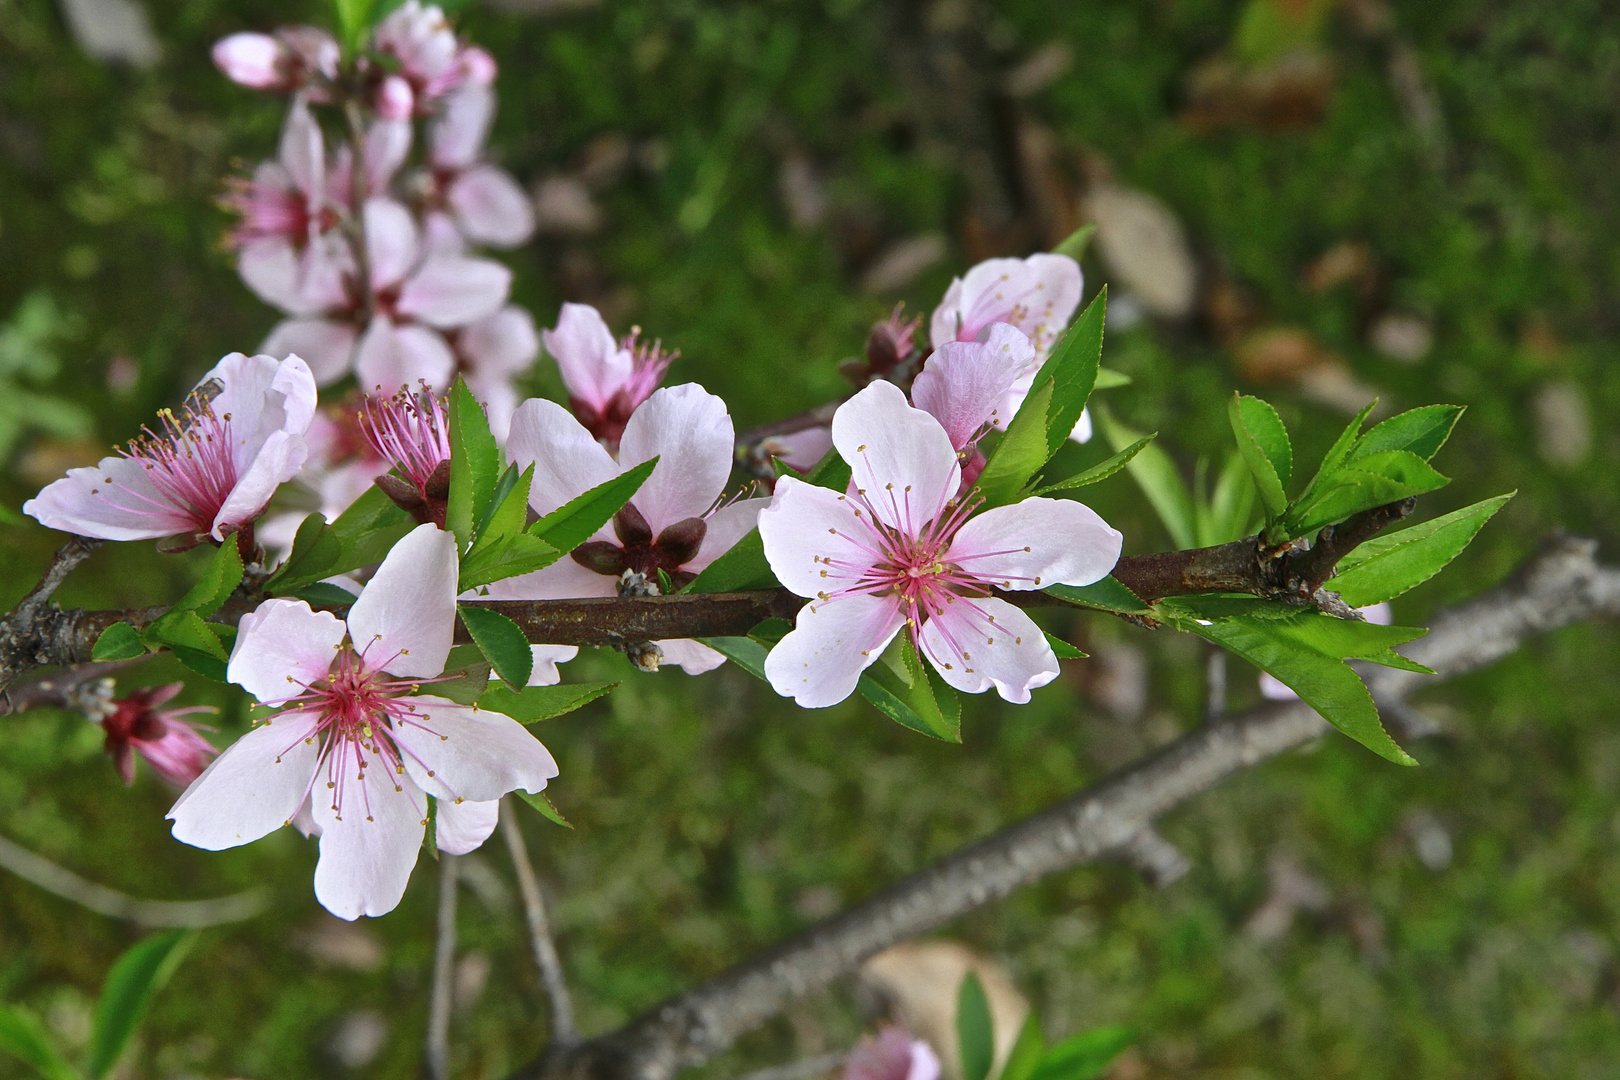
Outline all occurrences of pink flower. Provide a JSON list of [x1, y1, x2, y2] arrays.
[[911, 321, 1034, 489], [25, 352, 318, 545], [453, 306, 541, 443], [100, 683, 218, 787], [213, 28, 339, 94], [423, 84, 535, 248], [495, 384, 765, 674], [168, 524, 560, 920], [759, 381, 1122, 708], [371, 2, 494, 110], [929, 253, 1082, 360], [359, 387, 452, 524], [261, 199, 512, 388], [842, 1028, 941, 1080], [543, 303, 673, 446]]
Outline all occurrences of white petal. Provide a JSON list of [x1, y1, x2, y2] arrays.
[[542, 303, 632, 412], [261, 318, 357, 386], [617, 383, 735, 534], [212, 430, 307, 539], [917, 597, 1057, 704], [364, 198, 420, 290], [910, 324, 1033, 449], [831, 381, 960, 533], [435, 797, 499, 854], [311, 771, 427, 920], [448, 165, 535, 248], [228, 599, 345, 705], [688, 497, 768, 572], [279, 98, 325, 201], [365, 119, 412, 193], [758, 476, 877, 599], [527, 645, 578, 685], [946, 497, 1122, 590], [764, 594, 905, 709], [392, 695, 559, 803], [928, 275, 965, 350], [954, 253, 1082, 357], [656, 638, 728, 675], [505, 397, 619, 519], [396, 255, 511, 328], [431, 84, 494, 169], [348, 523, 459, 678], [167, 712, 320, 850], [23, 456, 192, 540], [355, 317, 456, 393], [457, 306, 539, 378]]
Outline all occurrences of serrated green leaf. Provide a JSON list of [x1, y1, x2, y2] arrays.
[[478, 682, 618, 723], [1326, 494, 1513, 607], [1294, 399, 1376, 515], [447, 379, 500, 548], [683, 527, 777, 593], [1279, 451, 1450, 539], [1035, 434, 1155, 495], [857, 635, 961, 742], [977, 378, 1055, 509], [1199, 451, 1259, 546], [1350, 404, 1464, 463], [1000, 1013, 1046, 1080], [528, 458, 658, 554], [430, 656, 491, 705], [514, 788, 572, 828], [1050, 223, 1096, 262], [172, 540, 243, 617], [88, 930, 194, 1079], [1228, 393, 1291, 518], [1098, 407, 1196, 549], [1043, 630, 1086, 659], [472, 463, 531, 546], [1044, 577, 1152, 615], [264, 513, 342, 595], [457, 604, 532, 690], [291, 582, 358, 607], [804, 444, 852, 491], [1034, 289, 1105, 459], [0, 1003, 79, 1080], [91, 622, 147, 662], [1026, 1027, 1135, 1080], [1092, 368, 1131, 390], [459, 533, 562, 592], [957, 972, 995, 1080], [698, 635, 771, 681]]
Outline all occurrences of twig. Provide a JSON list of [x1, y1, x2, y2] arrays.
[[515, 536, 1620, 1080], [427, 853, 460, 1080], [1116, 826, 1191, 888], [0, 833, 267, 927], [730, 1051, 848, 1080], [501, 797, 579, 1048]]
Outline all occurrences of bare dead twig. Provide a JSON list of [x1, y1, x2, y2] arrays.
[[427, 853, 460, 1080], [501, 797, 580, 1048]]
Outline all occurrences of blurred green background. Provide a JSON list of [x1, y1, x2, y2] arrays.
[[2, 0, 1618, 1077]]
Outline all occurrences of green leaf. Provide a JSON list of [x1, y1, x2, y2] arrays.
[[478, 682, 618, 723], [331, 0, 377, 49], [1050, 223, 1096, 262], [1198, 452, 1259, 547], [91, 622, 147, 662], [1279, 451, 1450, 539], [683, 528, 778, 593], [1000, 1013, 1046, 1080], [0, 1003, 79, 1080], [430, 649, 491, 705], [1092, 368, 1131, 390], [697, 635, 771, 681], [1349, 404, 1464, 463], [857, 635, 961, 742], [1098, 407, 1197, 550], [290, 582, 358, 607], [1043, 630, 1086, 659], [473, 463, 531, 546], [1034, 434, 1155, 495], [977, 378, 1055, 509], [88, 930, 194, 1079], [142, 611, 229, 681], [458, 533, 562, 592], [1026, 1027, 1135, 1080], [172, 540, 243, 617], [1294, 400, 1376, 514], [804, 445, 852, 491], [457, 604, 533, 690], [1163, 602, 1423, 765], [446, 378, 500, 548], [1327, 494, 1513, 607], [956, 972, 995, 1080], [1044, 577, 1152, 616], [514, 788, 572, 829], [1031, 288, 1106, 460], [528, 457, 658, 554], [1228, 393, 1291, 518], [264, 513, 342, 595]]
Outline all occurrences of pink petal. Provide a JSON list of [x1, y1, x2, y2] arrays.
[[766, 425, 833, 471], [448, 165, 535, 248], [910, 323, 1032, 450], [364, 198, 420, 290], [228, 598, 346, 704], [166, 711, 320, 850], [758, 476, 875, 599], [213, 33, 284, 89], [917, 596, 1057, 703], [542, 303, 632, 411], [24, 456, 192, 540], [764, 593, 906, 708], [206, 350, 318, 471], [831, 381, 960, 534], [396, 255, 511, 328], [375, 75, 414, 122], [431, 84, 494, 170], [262, 317, 357, 386], [928, 275, 966, 350], [421, 209, 467, 256], [434, 797, 499, 854], [213, 428, 309, 538], [656, 638, 728, 675], [392, 695, 559, 803], [347, 523, 459, 678], [238, 238, 316, 314], [355, 317, 456, 393], [311, 771, 427, 920], [689, 497, 768, 572], [618, 384, 735, 534], [365, 119, 413, 192], [527, 645, 579, 685], [946, 496, 1121, 590], [279, 98, 324, 203], [943, 254, 1083, 357], [505, 397, 619, 519], [458, 306, 539, 379]]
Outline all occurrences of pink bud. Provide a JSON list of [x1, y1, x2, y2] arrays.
[[458, 46, 497, 86], [376, 74, 415, 121], [213, 33, 287, 90]]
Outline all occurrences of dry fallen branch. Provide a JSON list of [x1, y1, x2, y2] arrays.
[[515, 536, 1619, 1080]]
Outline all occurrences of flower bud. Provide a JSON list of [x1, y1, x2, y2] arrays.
[[458, 46, 497, 86], [213, 33, 286, 90], [376, 74, 416, 121]]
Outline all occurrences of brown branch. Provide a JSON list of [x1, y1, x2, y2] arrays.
[[511, 536, 1619, 1080]]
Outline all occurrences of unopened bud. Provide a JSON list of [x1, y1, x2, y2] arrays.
[[213, 33, 286, 90], [376, 74, 415, 121]]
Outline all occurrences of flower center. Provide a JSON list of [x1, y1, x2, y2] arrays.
[[359, 387, 451, 497], [117, 396, 242, 536]]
